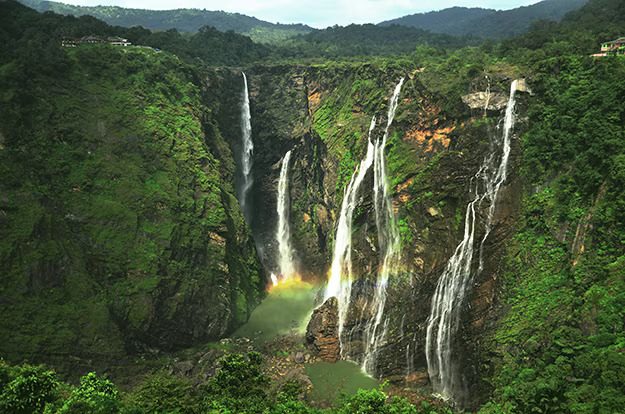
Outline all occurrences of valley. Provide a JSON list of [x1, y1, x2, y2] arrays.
[[0, 0, 624, 413]]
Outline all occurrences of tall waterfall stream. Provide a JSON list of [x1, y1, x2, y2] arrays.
[[324, 79, 405, 376], [425, 80, 519, 400], [239, 72, 254, 220]]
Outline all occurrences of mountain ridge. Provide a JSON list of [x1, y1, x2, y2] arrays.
[[17, 0, 314, 43], [379, 0, 589, 39]]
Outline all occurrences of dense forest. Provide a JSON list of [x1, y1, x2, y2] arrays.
[[18, 0, 313, 42], [1, 0, 624, 412]]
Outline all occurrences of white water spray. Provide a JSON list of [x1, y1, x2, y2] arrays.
[[239, 72, 254, 217], [362, 78, 405, 374], [425, 80, 519, 400], [325, 117, 377, 349], [275, 150, 296, 282]]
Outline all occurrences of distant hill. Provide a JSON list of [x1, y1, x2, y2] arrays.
[[379, 7, 495, 36], [286, 24, 473, 58], [379, 0, 589, 39], [562, 0, 625, 36], [17, 0, 314, 43]]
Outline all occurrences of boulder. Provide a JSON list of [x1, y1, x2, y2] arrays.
[[294, 351, 305, 363], [306, 297, 341, 362], [514, 78, 531, 94], [461, 91, 508, 111]]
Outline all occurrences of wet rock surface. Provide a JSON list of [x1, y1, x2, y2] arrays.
[[306, 297, 341, 362]]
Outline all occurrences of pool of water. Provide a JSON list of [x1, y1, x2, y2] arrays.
[[233, 279, 319, 342], [305, 360, 379, 404]]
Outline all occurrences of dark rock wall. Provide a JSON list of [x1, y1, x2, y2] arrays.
[[223, 63, 526, 408], [0, 47, 525, 407]]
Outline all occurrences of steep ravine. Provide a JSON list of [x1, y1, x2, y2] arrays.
[[218, 63, 529, 409], [0, 45, 527, 409]]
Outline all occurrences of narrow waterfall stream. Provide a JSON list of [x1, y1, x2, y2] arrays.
[[274, 150, 296, 284], [425, 80, 519, 401], [239, 72, 254, 219], [362, 78, 405, 374], [325, 117, 377, 353], [323, 78, 405, 373]]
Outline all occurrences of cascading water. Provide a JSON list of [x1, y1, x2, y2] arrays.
[[478, 79, 516, 273], [322, 78, 405, 370], [274, 150, 296, 283], [325, 117, 377, 352], [239, 72, 254, 219], [425, 80, 519, 401], [362, 78, 405, 374]]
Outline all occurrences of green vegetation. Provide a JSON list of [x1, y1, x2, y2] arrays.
[[1, 0, 625, 412], [283, 25, 471, 59], [0, 362, 59, 414], [474, 2, 625, 412], [0, 358, 454, 413], [0, 1, 271, 67], [18, 0, 313, 42], [0, 0, 262, 365]]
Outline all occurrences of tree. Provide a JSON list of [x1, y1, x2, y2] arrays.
[[56, 372, 121, 414], [0, 362, 59, 414]]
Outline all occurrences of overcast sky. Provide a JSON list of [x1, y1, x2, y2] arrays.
[[60, 0, 542, 28]]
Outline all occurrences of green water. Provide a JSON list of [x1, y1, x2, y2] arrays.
[[233, 280, 318, 342], [305, 360, 378, 403]]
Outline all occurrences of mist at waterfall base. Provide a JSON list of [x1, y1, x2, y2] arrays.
[[272, 149, 297, 286], [425, 80, 519, 403], [234, 278, 317, 342]]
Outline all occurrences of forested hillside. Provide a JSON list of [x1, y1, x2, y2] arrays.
[[18, 0, 313, 43], [0, 0, 264, 369], [380, 0, 588, 39]]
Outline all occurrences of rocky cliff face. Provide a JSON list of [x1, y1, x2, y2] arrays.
[[224, 63, 528, 408], [0, 44, 526, 407]]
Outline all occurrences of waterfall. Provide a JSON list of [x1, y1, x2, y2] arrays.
[[323, 79, 405, 368], [275, 150, 295, 282], [425, 80, 519, 401], [239, 72, 254, 218], [362, 78, 405, 374], [478, 79, 516, 273], [325, 117, 377, 352]]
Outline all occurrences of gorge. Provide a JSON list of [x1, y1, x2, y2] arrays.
[[1, 0, 625, 412]]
